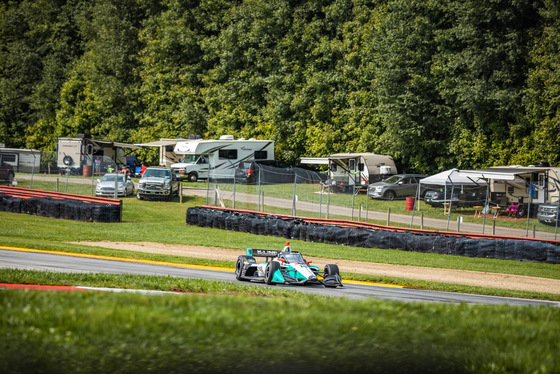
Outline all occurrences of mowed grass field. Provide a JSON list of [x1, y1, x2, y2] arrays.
[[1, 179, 559, 373]]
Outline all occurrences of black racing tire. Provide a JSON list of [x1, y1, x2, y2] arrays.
[[324, 264, 340, 277], [265, 261, 280, 285], [235, 256, 245, 280], [188, 172, 198, 182], [384, 191, 396, 201]]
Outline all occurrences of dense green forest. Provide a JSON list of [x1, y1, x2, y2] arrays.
[[1, 0, 559, 173]]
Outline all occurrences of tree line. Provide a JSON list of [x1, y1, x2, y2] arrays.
[[1, 0, 559, 173]]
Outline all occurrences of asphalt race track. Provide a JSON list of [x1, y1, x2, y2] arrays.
[[1, 247, 558, 307]]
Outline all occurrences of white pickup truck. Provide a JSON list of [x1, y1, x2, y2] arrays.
[[136, 166, 179, 201]]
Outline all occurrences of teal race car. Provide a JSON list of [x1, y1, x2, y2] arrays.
[[235, 242, 343, 288]]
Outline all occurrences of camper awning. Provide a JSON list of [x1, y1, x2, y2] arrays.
[[87, 139, 142, 150], [135, 139, 182, 147], [300, 157, 329, 165], [420, 169, 487, 186], [327, 153, 362, 160], [458, 167, 548, 182]]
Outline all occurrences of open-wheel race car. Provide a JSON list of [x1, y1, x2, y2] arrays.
[[235, 242, 343, 288]]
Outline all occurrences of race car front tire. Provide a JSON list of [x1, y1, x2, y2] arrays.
[[324, 264, 340, 277], [265, 261, 280, 285]]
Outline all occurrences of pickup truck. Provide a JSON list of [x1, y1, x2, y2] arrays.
[[136, 166, 179, 201]]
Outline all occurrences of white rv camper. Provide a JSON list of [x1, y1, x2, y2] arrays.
[[170, 135, 275, 181], [301, 152, 397, 192]]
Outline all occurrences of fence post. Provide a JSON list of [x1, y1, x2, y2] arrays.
[[492, 220, 496, 235], [421, 211, 424, 229], [319, 187, 323, 218], [365, 194, 369, 222], [387, 208, 391, 226], [292, 174, 297, 216]]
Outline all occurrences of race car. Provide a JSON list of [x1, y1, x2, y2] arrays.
[[235, 242, 343, 288]]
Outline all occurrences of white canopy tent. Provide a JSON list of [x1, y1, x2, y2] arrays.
[[420, 168, 487, 187], [413, 169, 487, 210]]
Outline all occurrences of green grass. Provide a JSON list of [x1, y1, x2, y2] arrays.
[[1, 285, 559, 373]]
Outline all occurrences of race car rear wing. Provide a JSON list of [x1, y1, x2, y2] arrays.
[[246, 248, 280, 261]]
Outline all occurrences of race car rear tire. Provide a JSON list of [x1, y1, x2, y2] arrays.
[[235, 256, 245, 280], [324, 264, 340, 277], [265, 261, 280, 285]]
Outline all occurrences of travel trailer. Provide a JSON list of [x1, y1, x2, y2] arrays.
[[459, 165, 560, 217], [170, 135, 275, 181], [300, 152, 398, 192], [57, 136, 141, 176]]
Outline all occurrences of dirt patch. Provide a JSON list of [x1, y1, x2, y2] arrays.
[[73, 241, 560, 295]]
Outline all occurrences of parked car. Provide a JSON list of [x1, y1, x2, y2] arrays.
[[367, 174, 427, 200], [0, 154, 15, 184], [95, 173, 135, 197], [136, 166, 179, 201], [537, 204, 559, 226], [424, 186, 486, 208]]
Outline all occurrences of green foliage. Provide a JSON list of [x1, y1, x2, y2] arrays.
[[1, 0, 558, 172]]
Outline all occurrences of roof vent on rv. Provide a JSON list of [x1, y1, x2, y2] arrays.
[[219, 135, 234, 140]]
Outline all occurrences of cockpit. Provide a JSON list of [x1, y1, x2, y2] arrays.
[[281, 252, 305, 264]]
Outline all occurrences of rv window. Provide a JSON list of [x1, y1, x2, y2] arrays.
[[254, 151, 267, 159], [181, 155, 198, 164], [165, 145, 174, 152], [197, 156, 208, 164], [219, 149, 238, 160], [349, 159, 356, 170], [1, 153, 16, 163], [330, 164, 337, 172], [358, 163, 364, 171]]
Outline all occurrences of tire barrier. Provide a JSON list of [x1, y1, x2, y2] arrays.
[[186, 206, 560, 264], [0, 188, 122, 223]]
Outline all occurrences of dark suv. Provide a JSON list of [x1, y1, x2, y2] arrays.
[[0, 154, 15, 184], [367, 174, 427, 200]]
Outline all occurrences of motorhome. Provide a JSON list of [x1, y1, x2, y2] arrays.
[[300, 152, 398, 192], [170, 135, 275, 181]]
